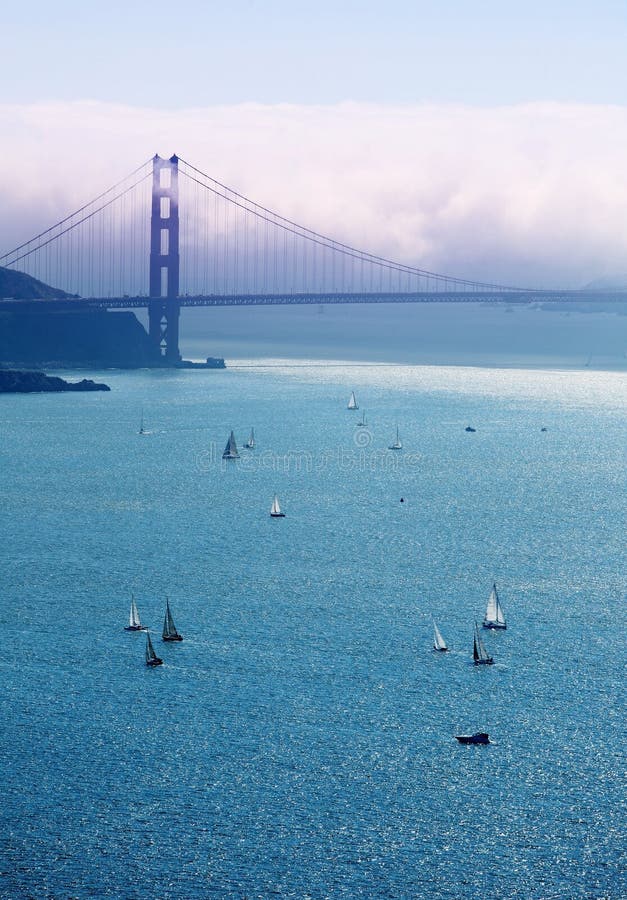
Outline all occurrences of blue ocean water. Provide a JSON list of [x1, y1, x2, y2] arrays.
[[0, 362, 625, 899]]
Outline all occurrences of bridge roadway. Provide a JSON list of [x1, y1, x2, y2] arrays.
[[3, 289, 627, 310]]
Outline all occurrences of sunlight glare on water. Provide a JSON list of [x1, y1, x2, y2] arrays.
[[0, 361, 625, 899]]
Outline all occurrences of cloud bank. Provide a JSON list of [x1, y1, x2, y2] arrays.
[[2, 100, 627, 288]]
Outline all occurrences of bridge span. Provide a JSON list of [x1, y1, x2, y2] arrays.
[[2, 152, 625, 362], [4, 289, 626, 312]]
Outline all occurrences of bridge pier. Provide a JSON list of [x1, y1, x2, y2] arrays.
[[148, 299, 181, 364], [148, 153, 181, 363]]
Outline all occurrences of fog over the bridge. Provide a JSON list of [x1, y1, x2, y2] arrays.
[[2, 100, 627, 291]]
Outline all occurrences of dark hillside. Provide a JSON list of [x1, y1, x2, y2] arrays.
[[0, 266, 73, 300]]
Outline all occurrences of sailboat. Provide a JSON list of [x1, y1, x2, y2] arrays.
[[270, 494, 285, 518], [473, 622, 494, 665], [483, 582, 507, 629], [222, 430, 239, 460], [162, 599, 183, 642], [357, 410, 367, 427], [433, 619, 449, 652], [145, 632, 163, 667], [347, 391, 358, 410], [124, 596, 147, 632], [388, 425, 402, 450], [244, 428, 255, 449], [138, 409, 149, 435]]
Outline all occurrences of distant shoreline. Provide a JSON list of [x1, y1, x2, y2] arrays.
[[177, 301, 627, 373], [219, 358, 627, 373]]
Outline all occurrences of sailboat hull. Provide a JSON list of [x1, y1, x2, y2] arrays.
[[162, 634, 183, 642], [124, 625, 147, 632], [270, 512, 286, 518], [483, 622, 507, 630], [146, 657, 163, 667], [473, 657, 494, 665], [433, 646, 449, 652]]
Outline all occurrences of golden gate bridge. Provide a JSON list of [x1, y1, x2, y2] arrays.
[[1, 154, 624, 362]]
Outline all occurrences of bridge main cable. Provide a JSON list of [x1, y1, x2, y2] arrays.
[[0, 159, 154, 268], [177, 156, 536, 293]]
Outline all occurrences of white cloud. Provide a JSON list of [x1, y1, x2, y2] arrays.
[[1, 100, 627, 287]]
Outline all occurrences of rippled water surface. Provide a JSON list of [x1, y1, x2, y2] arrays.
[[1, 362, 625, 899]]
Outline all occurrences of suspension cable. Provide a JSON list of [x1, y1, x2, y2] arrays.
[[178, 156, 534, 292], [3, 172, 152, 268], [0, 158, 153, 264]]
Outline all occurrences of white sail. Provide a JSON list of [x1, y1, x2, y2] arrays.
[[357, 411, 367, 426], [129, 597, 141, 628], [483, 582, 506, 628], [138, 408, 149, 435], [347, 391, 358, 410], [485, 585, 498, 621], [389, 426, 402, 450], [245, 428, 255, 449], [270, 494, 282, 515], [222, 430, 239, 459], [433, 620, 448, 651]]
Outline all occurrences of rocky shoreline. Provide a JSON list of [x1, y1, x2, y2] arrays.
[[0, 370, 110, 393]]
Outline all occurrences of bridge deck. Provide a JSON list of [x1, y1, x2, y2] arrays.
[[3, 290, 627, 310]]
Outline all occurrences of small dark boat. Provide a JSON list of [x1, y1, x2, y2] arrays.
[[145, 632, 163, 667], [465, 426, 476, 432], [162, 599, 183, 642], [455, 732, 490, 745], [540, 427, 548, 432]]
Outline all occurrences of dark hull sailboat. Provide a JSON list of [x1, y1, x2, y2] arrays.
[[162, 599, 183, 642], [145, 632, 163, 667], [222, 430, 240, 460], [473, 622, 494, 665]]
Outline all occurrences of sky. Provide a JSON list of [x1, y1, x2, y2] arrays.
[[2, 0, 627, 287]]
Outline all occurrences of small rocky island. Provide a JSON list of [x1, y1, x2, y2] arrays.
[[0, 370, 110, 393]]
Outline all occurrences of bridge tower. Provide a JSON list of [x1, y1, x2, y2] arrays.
[[148, 154, 181, 363]]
